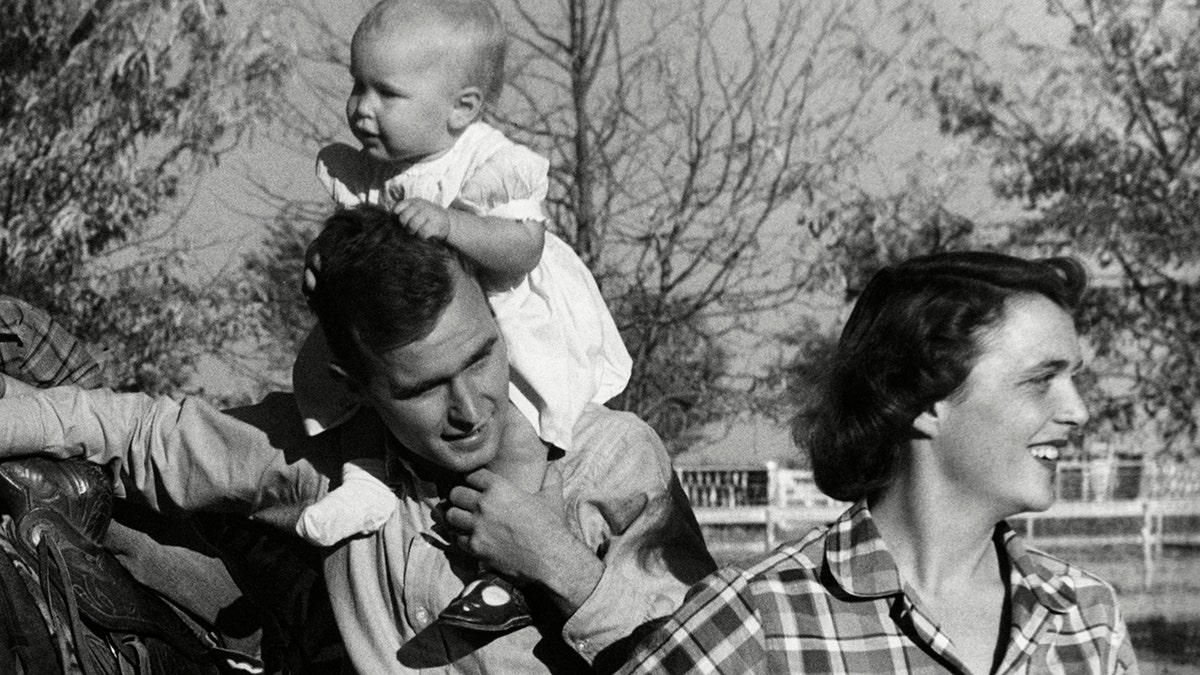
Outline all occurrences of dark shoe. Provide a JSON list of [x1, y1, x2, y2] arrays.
[[439, 572, 532, 632]]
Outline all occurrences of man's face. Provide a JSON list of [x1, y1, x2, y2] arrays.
[[345, 25, 460, 165], [354, 267, 510, 474], [926, 294, 1089, 515]]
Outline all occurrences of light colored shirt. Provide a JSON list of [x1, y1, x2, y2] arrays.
[[0, 387, 714, 674], [621, 499, 1138, 675]]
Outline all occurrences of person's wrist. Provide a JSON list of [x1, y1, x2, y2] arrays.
[[531, 531, 603, 608]]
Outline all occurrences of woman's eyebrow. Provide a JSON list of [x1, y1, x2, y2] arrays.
[[1023, 356, 1079, 378]]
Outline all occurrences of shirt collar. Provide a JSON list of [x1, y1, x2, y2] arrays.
[[823, 501, 1078, 614], [824, 499, 905, 598], [998, 522, 1078, 614]]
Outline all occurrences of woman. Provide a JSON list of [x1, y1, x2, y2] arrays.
[[621, 251, 1137, 674]]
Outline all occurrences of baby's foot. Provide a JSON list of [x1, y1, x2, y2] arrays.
[[296, 459, 397, 546], [439, 572, 533, 632]]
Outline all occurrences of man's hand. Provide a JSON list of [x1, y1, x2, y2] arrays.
[[445, 465, 568, 583], [444, 465, 604, 613], [392, 198, 454, 241]]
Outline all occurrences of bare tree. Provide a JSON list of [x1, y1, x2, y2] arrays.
[[246, 0, 927, 450], [493, 0, 928, 448]]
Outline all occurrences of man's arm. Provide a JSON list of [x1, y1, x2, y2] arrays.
[[0, 386, 329, 526], [558, 413, 717, 673]]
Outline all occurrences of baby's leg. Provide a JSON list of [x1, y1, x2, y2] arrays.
[[295, 459, 397, 546], [484, 403, 550, 494]]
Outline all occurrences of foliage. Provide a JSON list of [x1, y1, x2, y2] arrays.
[[235, 205, 323, 388], [0, 0, 292, 394], [766, 318, 837, 458], [802, 187, 978, 301], [607, 289, 733, 453], [775, 183, 979, 449], [921, 0, 1200, 454]]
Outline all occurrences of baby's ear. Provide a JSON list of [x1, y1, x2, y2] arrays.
[[449, 86, 484, 131]]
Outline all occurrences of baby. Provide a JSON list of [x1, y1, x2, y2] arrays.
[[292, 0, 632, 632]]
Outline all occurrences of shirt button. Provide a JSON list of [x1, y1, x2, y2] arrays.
[[576, 640, 591, 653], [415, 608, 430, 624]]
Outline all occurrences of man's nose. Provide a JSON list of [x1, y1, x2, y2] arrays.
[[446, 376, 482, 428]]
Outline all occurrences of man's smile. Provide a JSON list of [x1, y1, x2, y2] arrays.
[[442, 416, 492, 451]]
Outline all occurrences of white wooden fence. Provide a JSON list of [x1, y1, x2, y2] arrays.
[[677, 459, 1200, 587]]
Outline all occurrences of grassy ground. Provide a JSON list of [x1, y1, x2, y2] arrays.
[[705, 525, 1200, 673]]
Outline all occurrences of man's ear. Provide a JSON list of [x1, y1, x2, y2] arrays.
[[912, 401, 945, 439], [448, 86, 483, 131]]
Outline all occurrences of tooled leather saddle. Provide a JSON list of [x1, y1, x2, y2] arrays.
[[0, 296, 220, 673], [0, 456, 219, 674]]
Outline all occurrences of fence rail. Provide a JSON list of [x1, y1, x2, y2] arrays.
[[677, 459, 1200, 587], [678, 459, 1200, 510]]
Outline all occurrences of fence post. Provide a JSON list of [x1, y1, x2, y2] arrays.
[[1153, 503, 1162, 566], [1141, 500, 1155, 590], [764, 461, 778, 551]]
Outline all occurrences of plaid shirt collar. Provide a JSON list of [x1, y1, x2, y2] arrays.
[[824, 499, 1078, 613]]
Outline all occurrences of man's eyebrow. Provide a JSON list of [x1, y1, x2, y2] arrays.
[[393, 335, 498, 395], [464, 335, 498, 368]]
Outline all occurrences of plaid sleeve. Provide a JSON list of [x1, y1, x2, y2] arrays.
[[619, 568, 767, 674], [0, 296, 104, 389]]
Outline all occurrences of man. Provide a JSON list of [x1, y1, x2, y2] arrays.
[[621, 251, 1138, 674], [0, 206, 715, 673]]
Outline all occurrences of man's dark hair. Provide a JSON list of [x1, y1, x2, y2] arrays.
[[303, 205, 461, 379], [801, 250, 1088, 502]]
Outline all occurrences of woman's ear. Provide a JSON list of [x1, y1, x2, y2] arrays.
[[912, 401, 944, 439], [448, 86, 483, 131]]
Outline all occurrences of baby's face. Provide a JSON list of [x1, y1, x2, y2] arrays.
[[346, 27, 462, 165]]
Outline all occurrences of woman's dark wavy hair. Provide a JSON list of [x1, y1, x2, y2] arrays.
[[303, 205, 461, 379], [800, 251, 1088, 502]]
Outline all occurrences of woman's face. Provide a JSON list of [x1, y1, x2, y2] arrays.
[[922, 294, 1089, 516]]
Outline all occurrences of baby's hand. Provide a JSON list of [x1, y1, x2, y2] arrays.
[[393, 198, 453, 241]]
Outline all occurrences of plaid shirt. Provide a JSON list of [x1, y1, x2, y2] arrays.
[[0, 296, 103, 389], [621, 500, 1137, 674]]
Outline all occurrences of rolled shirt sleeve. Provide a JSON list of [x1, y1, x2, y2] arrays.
[[0, 386, 328, 525], [558, 406, 716, 668]]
